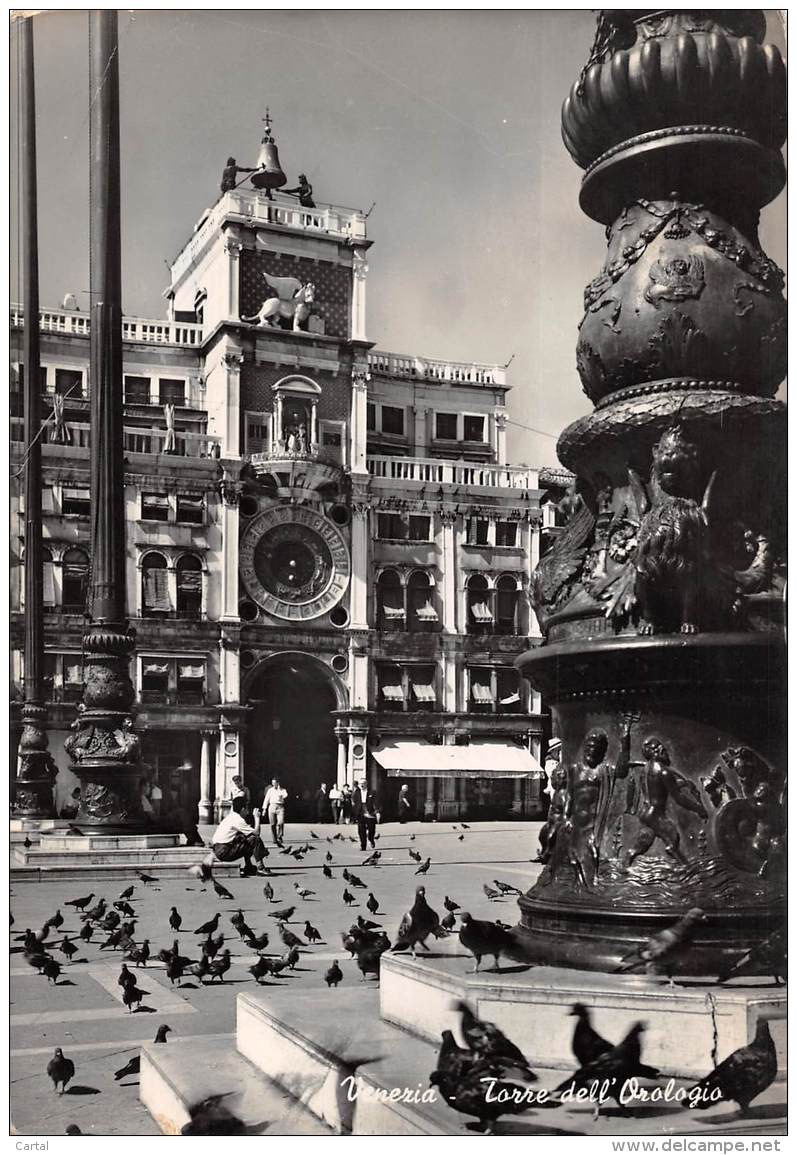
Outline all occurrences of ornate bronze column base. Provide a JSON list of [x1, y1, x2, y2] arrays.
[[514, 633, 785, 976], [14, 702, 56, 819]]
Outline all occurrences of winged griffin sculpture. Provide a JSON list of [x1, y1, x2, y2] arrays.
[[242, 271, 315, 331]]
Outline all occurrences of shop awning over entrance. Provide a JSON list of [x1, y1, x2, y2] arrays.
[[371, 740, 543, 778]]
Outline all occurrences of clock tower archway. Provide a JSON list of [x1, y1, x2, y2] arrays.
[[244, 652, 344, 818]]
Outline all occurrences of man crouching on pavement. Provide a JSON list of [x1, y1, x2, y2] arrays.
[[210, 796, 268, 877]]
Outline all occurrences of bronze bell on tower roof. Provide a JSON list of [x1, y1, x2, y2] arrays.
[[251, 110, 287, 198]]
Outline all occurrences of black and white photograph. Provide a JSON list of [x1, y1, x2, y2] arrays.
[[9, 7, 787, 1142]]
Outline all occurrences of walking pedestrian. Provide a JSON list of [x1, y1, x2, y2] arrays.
[[397, 783, 413, 823], [329, 783, 343, 824], [262, 777, 288, 847], [341, 783, 353, 825], [315, 783, 332, 823], [351, 779, 380, 851]]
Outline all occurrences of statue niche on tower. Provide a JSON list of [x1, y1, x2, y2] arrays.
[[241, 271, 316, 332]]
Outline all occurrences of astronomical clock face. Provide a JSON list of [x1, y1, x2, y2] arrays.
[[239, 505, 351, 621]]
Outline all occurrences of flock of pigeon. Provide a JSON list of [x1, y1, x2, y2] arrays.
[[12, 827, 785, 1136]]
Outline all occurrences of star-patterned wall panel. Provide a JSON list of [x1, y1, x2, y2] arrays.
[[240, 249, 351, 339], [241, 364, 352, 424]]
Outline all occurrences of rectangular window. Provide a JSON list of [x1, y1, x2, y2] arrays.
[[377, 666, 405, 711], [435, 412, 458, 441], [176, 495, 204, 524], [467, 517, 490, 545], [16, 364, 48, 392], [141, 493, 170, 521], [377, 512, 405, 540], [496, 520, 518, 547], [245, 411, 271, 454], [381, 405, 405, 436], [408, 666, 437, 711], [55, 368, 83, 398], [497, 669, 522, 712], [470, 669, 494, 710], [143, 570, 172, 613], [124, 375, 151, 404], [159, 378, 186, 406], [463, 414, 485, 442], [63, 657, 84, 702], [176, 661, 205, 704], [142, 660, 170, 703], [367, 402, 376, 431], [407, 515, 430, 542], [62, 488, 90, 517]]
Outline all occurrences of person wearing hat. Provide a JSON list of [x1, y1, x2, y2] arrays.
[[543, 738, 562, 803]]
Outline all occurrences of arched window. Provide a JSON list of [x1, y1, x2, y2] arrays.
[[495, 574, 519, 635], [407, 570, 438, 633], [176, 554, 202, 618], [376, 569, 405, 631], [466, 574, 493, 635], [62, 547, 89, 613], [141, 552, 170, 617]]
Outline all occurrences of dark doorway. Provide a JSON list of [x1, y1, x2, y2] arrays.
[[245, 655, 338, 820]]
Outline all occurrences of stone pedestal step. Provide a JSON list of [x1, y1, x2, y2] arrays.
[[233, 987, 785, 1136], [379, 951, 787, 1080], [12, 845, 217, 870], [139, 1035, 332, 1135]]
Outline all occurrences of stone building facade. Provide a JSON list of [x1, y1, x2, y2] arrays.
[[10, 165, 568, 823]]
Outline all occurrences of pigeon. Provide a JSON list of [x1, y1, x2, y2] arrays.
[[483, 885, 500, 901], [356, 916, 381, 932], [322, 865, 333, 879], [554, 1022, 660, 1109], [114, 1055, 140, 1081], [154, 1024, 172, 1043], [569, 1004, 613, 1068], [342, 868, 352, 882], [304, 922, 322, 943], [166, 956, 186, 985], [193, 913, 221, 936], [123, 984, 147, 1012], [689, 1019, 777, 1115], [614, 909, 706, 981], [414, 858, 431, 876], [348, 874, 367, 889], [231, 910, 255, 940], [283, 946, 301, 969], [118, 886, 135, 901], [43, 910, 64, 932], [493, 880, 522, 896], [212, 878, 235, 901], [294, 884, 316, 900], [23, 835, 32, 849], [409, 849, 422, 863], [17, 928, 37, 950], [343, 889, 356, 906], [441, 912, 457, 931], [67, 825, 84, 836], [25, 949, 53, 974], [58, 938, 79, 962], [430, 1030, 536, 1134], [363, 850, 381, 866], [137, 871, 159, 884], [100, 929, 123, 951], [325, 851, 334, 862], [716, 929, 787, 986], [42, 957, 62, 983], [114, 901, 136, 918], [443, 896, 460, 913], [269, 906, 296, 922], [325, 960, 343, 988], [189, 955, 211, 984], [354, 933, 391, 981], [461, 823, 471, 829], [169, 907, 182, 932], [65, 893, 94, 912], [207, 949, 232, 983], [268, 958, 292, 977], [203, 933, 225, 959], [366, 893, 380, 916], [263, 882, 275, 902], [458, 914, 515, 972], [249, 956, 275, 984], [79, 923, 94, 943], [458, 834, 465, 841], [181, 1093, 246, 1135], [409, 833, 416, 841], [82, 898, 107, 922], [188, 863, 213, 884], [245, 931, 270, 952], [279, 923, 305, 950], [127, 940, 150, 967], [392, 886, 445, 957], [101, 911, 121, 931], [47, 1048, 75, 1094], [333, 833, 344, 840], [65, 1125, 82, 1135], [456, 1001, 537, 1076], [157, 939, 181, 964], [117, 930, 137, 955]]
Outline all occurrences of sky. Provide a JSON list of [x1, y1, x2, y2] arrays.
[[9, 10, 787, 468]]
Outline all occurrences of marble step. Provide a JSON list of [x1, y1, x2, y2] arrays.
[[139, 1035, 332, 1135], [234, 987, 786, 1136], [379, 951, 787, 1080]]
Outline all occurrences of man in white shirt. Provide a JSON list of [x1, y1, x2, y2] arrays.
[[329, 784, 343, 825], [210, 796, 267, 877], [262, 777, 288, 846]]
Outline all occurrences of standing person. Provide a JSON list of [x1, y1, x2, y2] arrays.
[[351, 779, 380, 852], [262, 777, 288, 847], [397, 783, 412, 823], [341, 783, 353, 825], [149, 778, 163, 817], [210, 797, 266, 877], [329, 783, 343, 824], [315, 783, 332, 824], [230, 775, 252, 822]]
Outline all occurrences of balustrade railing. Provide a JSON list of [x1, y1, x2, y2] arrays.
[[368, 350, 506, 387], [11, 417, 214, 459], [367, 455, 538, 490], [11, 305, 203, 347]]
